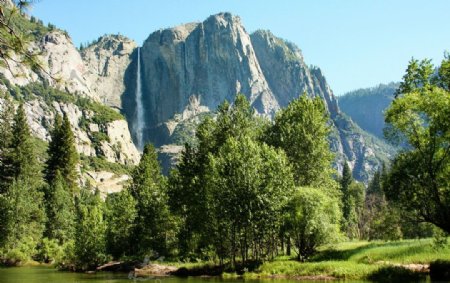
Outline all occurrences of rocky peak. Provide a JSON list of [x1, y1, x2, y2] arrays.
[[81, 34, 137, 108], [250, 30, 338, 115], [137, 12, 278, 145]]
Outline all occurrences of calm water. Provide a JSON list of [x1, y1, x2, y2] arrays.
[[0, 266, 379, 283]]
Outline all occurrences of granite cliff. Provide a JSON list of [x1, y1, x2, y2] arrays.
[[123, 13, 394, 181], [0, 6, 394, 184]]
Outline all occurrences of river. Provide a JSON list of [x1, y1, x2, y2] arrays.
[[0, 266, 375, 283]]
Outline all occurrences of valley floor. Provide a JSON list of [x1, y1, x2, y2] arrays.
[[169, 238, 450, 281]]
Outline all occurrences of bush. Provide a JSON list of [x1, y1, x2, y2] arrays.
[[285, 187, 342, 261], [35, 238, 64, 263]]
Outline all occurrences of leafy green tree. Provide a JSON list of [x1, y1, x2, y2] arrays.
[[74, 189, 107, 270], [105, 189, 137, 259], [285, 187, 342, 261], [384, 57, 450, 233], [207, 136, 294, 265], [267, 94, 333, 187], [130, 144, 172, 257], [168, 95, 262, 259]]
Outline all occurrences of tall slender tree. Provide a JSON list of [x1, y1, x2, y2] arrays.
[[340, 162, 353, 222], [44, 113, 79, 244], [130, 144, 171, 256], [0, 103, 45, 262], [45, 114, 79, 193]]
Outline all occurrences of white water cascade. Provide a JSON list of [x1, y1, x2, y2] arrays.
[[134, 47, 145, 151]]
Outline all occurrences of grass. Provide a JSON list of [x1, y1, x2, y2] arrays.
[[174, 238, 449, 280]]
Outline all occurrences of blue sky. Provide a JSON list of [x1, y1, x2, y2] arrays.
[[30, 0, 450, 95]]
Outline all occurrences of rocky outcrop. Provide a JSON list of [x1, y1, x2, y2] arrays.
[[18, 98, 140, 165], [250, 30, 338, 114], [138, 13, 278, 145], [81, 35, 137, 109]]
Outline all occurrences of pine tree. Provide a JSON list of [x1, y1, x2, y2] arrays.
[[44, 113, 79, 244], [340, 162, 353, 221], [0, 103, 45, 262], [44, 170, 75, 244], [0, 93, 15, 193], [130, 143, 171, 256], [45, 114, 79, 193]]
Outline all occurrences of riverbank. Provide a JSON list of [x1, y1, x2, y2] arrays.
[[170, 238, 450, 281], [2, 239, 449, 281]]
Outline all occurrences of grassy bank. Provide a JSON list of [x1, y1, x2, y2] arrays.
[[174, 238, 449, 280]]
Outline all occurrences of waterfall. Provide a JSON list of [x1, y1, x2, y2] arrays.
[[134, 47, 144, 150]]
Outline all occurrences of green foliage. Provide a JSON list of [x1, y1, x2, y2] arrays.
[[44, 170, 75, 244], [74, 189, 108, 271], [340, 162, 353, 222], [0, 103, 45, 265], [384, 56, 450, 233], [0, 3, 50, 76], [80, 154, 132, 176], [267, 94, 333, 187], [0, 92, 15, 193], [105, 189, 137, 259], [76, 98, 124, 125], [207, 136, 295, 264], [35, 238, 64, 263], [285, 187, 342, 261], [45, 114, 79, 193], [130, 144, 173, 257]]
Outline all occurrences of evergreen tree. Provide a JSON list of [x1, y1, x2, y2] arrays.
[[44, 170, 75, 244], [74, 188, 107, 270], [44, 113, 79, 244], [340, 162, 353, 222], [105, 189, 137, 259], [0, 92, 14, 193], [0, 103, 45, 263], [45, 114, 79, 193], [130, 144, 172, 256]]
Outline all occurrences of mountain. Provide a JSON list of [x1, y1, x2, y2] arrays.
[[0, 5, 140, 194], [338, 83, 398, 139], [0, 8, 394, 183], [121, 13, 394, 182]]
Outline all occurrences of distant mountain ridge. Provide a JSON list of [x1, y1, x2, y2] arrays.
[[338, 82, 398, 140]]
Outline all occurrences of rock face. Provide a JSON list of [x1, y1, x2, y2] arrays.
[[128, 13, 393, 182], [137, 13, 278, 145], [250, 30, 338, 114], [81, 35, 137, 109]]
